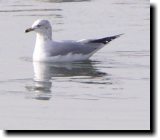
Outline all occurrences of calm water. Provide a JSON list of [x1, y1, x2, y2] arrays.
[[0, 0, 150, 130]]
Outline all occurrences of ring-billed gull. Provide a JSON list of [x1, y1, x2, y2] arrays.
[[25, 19, 123, 62]]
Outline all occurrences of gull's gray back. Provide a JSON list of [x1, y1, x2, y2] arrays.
[[47, 41, 104, 57], [47, 34, 122, 57]]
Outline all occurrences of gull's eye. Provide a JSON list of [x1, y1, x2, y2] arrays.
[[37, 25, 41, 27]]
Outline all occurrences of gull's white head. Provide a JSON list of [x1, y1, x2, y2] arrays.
[[25, 19, 52, 39]]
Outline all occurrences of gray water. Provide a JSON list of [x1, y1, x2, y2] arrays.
[[0, 0, 150, 130]]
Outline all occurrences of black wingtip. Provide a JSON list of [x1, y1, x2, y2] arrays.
[[114, 33, 124, 39], [104, 33, 124, 43], [106, 33, 124, 43], [89, 33, 124, 44]]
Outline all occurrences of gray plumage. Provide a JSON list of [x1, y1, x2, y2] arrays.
[[46, 34, 123, 56]]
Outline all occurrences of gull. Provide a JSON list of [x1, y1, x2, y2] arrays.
[[25, 19, 123, 62]]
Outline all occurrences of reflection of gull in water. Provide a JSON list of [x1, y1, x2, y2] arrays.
[[25, 19, 123, 62], [25, 61, 106, 100], [33, 61, 106, 77]]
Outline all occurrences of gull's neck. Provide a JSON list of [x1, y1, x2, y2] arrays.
[[34, 31, 52, 61], [36, 31, 52, 43]]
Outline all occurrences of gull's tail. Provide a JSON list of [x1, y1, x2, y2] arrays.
[[89, 34, 124, 44]]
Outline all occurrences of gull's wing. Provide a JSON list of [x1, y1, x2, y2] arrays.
[[48, 41, 104, 57], [78, 34, 123, 44], [48, 34, 123, 57]]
